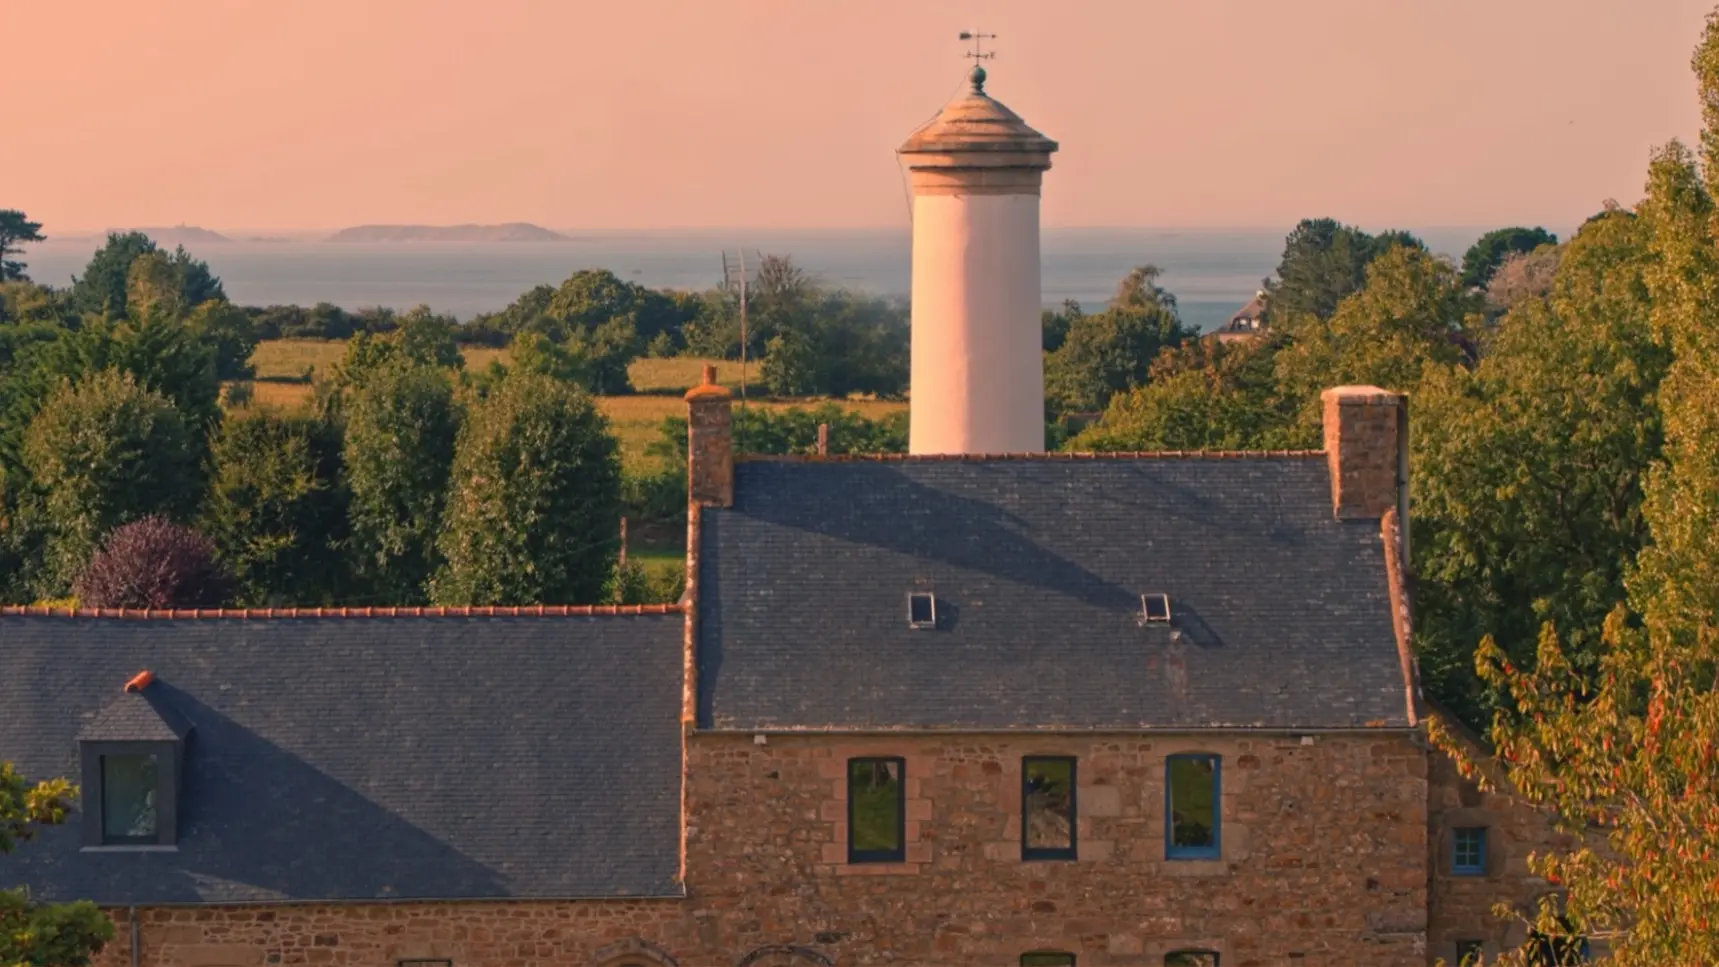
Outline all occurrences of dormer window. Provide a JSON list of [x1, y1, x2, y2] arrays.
[[100, 753, 161, 843], [907, 592, 938, 629], [77, 670, 190, 849]]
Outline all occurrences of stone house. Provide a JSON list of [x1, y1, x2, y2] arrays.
[[0, 379, 1584, 967]]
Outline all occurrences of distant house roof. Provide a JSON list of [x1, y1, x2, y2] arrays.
[[0, 611, 685, 905], [1220, 291, 1267, 333], [697, 455, 1411, 732]]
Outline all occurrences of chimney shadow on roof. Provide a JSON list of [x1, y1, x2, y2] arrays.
[[732, 461, 1310, 614], [18, 682, 507, 904]]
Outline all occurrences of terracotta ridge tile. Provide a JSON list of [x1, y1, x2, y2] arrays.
[[0, 604, 685, 620], [737, 449, 1326, 464]]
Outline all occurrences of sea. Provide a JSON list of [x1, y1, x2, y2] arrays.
[[19, 227, 1492, 334]]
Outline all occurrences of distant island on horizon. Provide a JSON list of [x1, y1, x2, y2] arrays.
[[130, 225, 233, 245], [326, 223, 573, 243]]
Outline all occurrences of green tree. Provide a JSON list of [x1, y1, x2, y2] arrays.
[[71, 232, 224, 317], [1272, 244, 1478, 438], [432, 372, 621, 606], [1411, 207, 1664, 725], [1041, 300, 1083, 353], [1111, 264, 1179, 313], [0, 467, 49, 603], [342, 361, 459, 604], [546, 268, 641, 328], [579, 316, 641, 394], [1432, 18, 1719, 965], [506, 329, 590, 386], [0, 280, 75, 329], [390, 306, 463, 370], [186, 299, 258, 381], [1069, 335, 1298, 452], [1261, 218, 1425, 324], [0, 761, 114, 966], [125, 250, 189, 319], [0, 315, 221, 472], [1044, 276, 1194, 416], [1460, 226, 1559, 290], [0, 210, 46, 282], [761, 327, 819, 397], [21, 370, 200, 593], [203, 411, 348, 606]]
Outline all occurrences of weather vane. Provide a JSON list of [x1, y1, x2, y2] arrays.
[[958, 30, 996, 62]]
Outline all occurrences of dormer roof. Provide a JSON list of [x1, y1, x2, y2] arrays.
[[76, 683, 192, 743]]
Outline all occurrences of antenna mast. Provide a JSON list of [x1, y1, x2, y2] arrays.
[[721, 248, 762, 415]]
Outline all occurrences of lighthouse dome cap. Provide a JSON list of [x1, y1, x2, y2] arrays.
[[898, 65, 1058, 158]]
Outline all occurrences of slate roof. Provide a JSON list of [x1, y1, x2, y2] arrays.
[[76, 690, 193, 742], [0, 611, 685, 905], [697, 455, 1412, 732]]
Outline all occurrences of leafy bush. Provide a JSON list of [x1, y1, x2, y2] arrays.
[[73, 516, 231, 609], [612, 559, 685, 605]]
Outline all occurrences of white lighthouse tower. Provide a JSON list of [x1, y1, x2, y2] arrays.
[[899, 59, 1058, 455]]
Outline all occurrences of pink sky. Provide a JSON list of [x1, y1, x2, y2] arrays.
[[11, 0, 1712, 233]]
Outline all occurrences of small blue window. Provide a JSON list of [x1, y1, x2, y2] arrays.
[[1453, 827, 1487, 876], [1166, 754, 1221, 860]]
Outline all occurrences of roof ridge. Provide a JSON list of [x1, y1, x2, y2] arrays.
[[0, 604, 685, 620], [738, 450, 1326, 464]]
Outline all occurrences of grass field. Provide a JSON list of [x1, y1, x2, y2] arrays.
[[239, 340, 907, 471]]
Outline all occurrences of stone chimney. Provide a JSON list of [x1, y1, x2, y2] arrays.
[[1321, 386, 1407, 521], [685, 365, 734, 508]]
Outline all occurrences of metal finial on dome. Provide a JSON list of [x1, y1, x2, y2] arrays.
[[969, 63, 987, 93]]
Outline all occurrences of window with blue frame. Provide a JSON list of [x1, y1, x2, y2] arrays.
[[1453, 826, 1487, 876], [1166, 754, 1220, 859]]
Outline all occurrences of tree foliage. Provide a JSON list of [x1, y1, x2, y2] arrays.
[[1260, 218, 1425, 324], [432, 373, 621, 605], [0, 210, 45, 283], [1460, 226, 1559, 290], [0, 762, 113, 967], [203, 411, 348, 606], [0, 314, 221, 473], [1070, 335, 1298, 451], [71, 232, 224, 318], [73, 516, 231, 609], [21, 371, 200, 593], [1486, 245, 1565, 315], [341, 360, 459, 604], [1412, 208, 1664, 725], [1044, 266, 1195, 416], [1431, 15, 1719, 964], [1272, 244, 1479, 436]]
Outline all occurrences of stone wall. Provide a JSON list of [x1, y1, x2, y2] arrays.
[[94, 731, 1431, 967], [1426, 736, 1592, 965], [681, 732, 1429, 966]]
